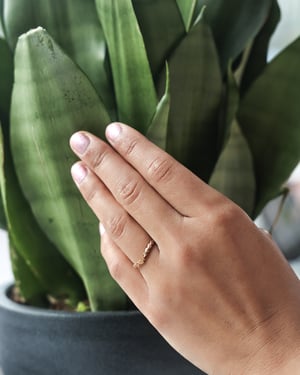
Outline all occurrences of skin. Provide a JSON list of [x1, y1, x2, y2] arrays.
[[70, 122, 300, 375]]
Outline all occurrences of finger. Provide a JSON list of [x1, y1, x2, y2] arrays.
[[105, 123, 222, 216], [71, 161, 160, 267], [70, 132, 182, 242], [100, 227, 149, 310]]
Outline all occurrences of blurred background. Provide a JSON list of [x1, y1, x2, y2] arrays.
[[259, 0, 300, 275], [1, 0, 300, 285]]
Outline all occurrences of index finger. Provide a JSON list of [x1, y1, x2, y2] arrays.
[[105, 123, 223, 217]]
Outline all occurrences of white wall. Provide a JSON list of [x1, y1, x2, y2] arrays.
[[269, 0, 300, 59]]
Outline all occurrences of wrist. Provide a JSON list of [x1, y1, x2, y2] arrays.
[[242, 308, 300, 375], [279, 354, 300, 374]]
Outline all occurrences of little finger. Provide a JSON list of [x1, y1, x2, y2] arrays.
[[100, 226, 149, 310]]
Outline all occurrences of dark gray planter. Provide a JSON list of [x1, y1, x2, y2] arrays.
[[0, 284, 204, 375]]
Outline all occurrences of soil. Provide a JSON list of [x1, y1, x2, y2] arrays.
[[9, 285, 90, 312]]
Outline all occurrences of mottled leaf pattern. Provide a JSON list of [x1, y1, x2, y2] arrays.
[[133, 0, 185, 79], [96, 0, 157, 131], [147, 66, 170, 150], [210, 120, 256, 216], [195, 0, 273, 72], [10, 28, 126, 310], [238, 37, 300, 216], [3, 0, 115, 115], [162, 16, 222, 181]]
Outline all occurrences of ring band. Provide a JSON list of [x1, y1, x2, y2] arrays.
[[133, 239, 155, 269]]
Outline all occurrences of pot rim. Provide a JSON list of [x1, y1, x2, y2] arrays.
[[0, 282, 140, 319]]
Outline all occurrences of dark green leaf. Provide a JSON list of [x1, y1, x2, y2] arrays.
[[10, 28, 126, 311], [133, 0, 186, 79], [161, 16, 222, 182], [0, 0, 4, 38], [240, 0, 281, 94], [176, 0, 197, 32], [0, 193, 6, 229], [0, 120, 7, 229], [238, 37, 300, 216], [0, 35, 13, 127], [3, 0, 115, 115], [147, 65, 170, 150], [9, 240, 48, 307], [0, 122, 85, 305], [0, 22, 13, 230], [195, 0, 273, 72], [210, 120, 256, 216], [96, 0, 157, 132], [218, 65, 240, 149]]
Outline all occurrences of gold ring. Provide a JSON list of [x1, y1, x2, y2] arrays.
[[133, 239, 155, 269]]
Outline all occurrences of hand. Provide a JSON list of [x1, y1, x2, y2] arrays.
[[70, 123, 300, 375]]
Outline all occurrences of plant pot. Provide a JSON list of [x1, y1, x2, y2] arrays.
[[0, 284, 204, 375]]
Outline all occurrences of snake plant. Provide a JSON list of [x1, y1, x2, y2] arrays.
[[0, 0, 300, 311]]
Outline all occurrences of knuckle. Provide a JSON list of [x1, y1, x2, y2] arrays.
[[177, 239, 203, 269], [213, 202, 240, 229], [178, 242, 212, 275], [123, 137, 139, 157], [88, 145, 109, 172], [85, 184, 98, 204], [107, 214, 127, 240], [147, 156, 174, 183], [108, 258, 123, 281], [117, 179, 142, 206], [173, 224, 209, 269], [178, 243, 194, 267]]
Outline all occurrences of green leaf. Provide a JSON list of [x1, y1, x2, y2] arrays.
[[238, 37, 300, 217], [147, 65, 170, 150], [0, 122, 85, 305], [133, 0, 186, 79], [9, 240, 48, 307], [0, 34, 13, 127], [209, 120, 256, 216], [3, 0, 115, 115], [218, 64, 240, 149], [96, 0, 157, 132], [161, 16, 222, 182], [176, 0, 197, 32], [0, 192, 6, 229], [195, 0, 273, 72], [0, 26, 13, 230], [10, 28, 126, 311], [240, 0, 281, 94], [0, 0, 5, 39], [0, 120, 7, 229]]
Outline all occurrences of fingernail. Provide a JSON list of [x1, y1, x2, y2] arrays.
[[71, 163, 87, 184], [99, 222, 106, 236], [106, 123, 122, 141], [70, 133, 90, 154]]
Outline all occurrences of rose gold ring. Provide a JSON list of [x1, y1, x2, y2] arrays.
[[133, 239, 155, 269]]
